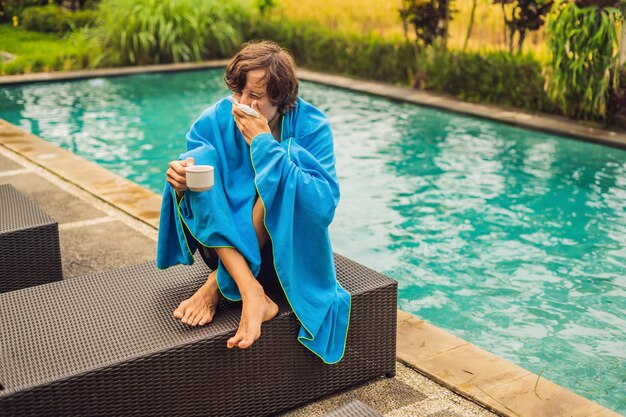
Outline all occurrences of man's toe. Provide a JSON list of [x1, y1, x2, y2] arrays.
[[190, 310, 204, 326], [198, 310, 214, 326], [173, 300, 190, 319], [181, 308, 194, 324], [228, 331, 244, 348], [239, 330, 259, 348]]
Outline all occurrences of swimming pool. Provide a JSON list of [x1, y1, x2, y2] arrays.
[[1, 69, 625, 413]]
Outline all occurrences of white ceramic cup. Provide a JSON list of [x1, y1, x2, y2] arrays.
[[185, 165, 214, 192]]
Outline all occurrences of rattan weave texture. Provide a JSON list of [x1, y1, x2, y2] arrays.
[[322, 399, 384, 417], [0, 253, 397, 416], [0, 184, 63, 293]]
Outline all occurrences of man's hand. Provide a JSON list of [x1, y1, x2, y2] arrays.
[[232, 101, 271, 145], [166, 157, 194, 199]]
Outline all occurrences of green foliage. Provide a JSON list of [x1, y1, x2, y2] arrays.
[[0, 0, 46, 23], [607, 67, 626, 127], [244, 16, 550, 111], [492, 0, 554, 53], [255, 0, 277, 15], [419, 48, 554, 111], [83, 0, 102, 9], [544, 1, 622, 120], [21, 4, 96, 34], [399, 0, 456, 49], [575, 0, 618, 7], [66, 26, 104, 69], [245, 17, 418, 85], [4, 0, 625, 126], [88, 0, 251, 66], [0, 23, 95, 74]]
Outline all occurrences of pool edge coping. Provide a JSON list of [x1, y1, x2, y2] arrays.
[[0, 64, 622, 417], [0, 60, 231, 85], [2, 61, 626, 149], [396, 311, 621, 417], [0, 119, 161, 229]]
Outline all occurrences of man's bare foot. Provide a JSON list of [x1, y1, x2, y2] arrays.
[[227, 285, 279, 349], [173, 269, 220, 326]]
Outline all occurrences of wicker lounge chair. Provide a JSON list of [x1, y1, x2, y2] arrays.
[[0, 184, 63, 293], [0, 253, 397, 416], [322, 399, 384, 417]]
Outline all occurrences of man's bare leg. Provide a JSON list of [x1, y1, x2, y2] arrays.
[[252, 194, 269, 249], [172, 188, 220, 327], [222, 196, 276, 348], [216, 246, 278, 349], [173, 197, 274, 337]]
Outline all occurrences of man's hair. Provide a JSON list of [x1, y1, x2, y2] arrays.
[[224, 40, 299, 114]]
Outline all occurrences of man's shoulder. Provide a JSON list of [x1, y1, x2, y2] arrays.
[[292, 97, 330, 133], [294, 96, 327, 118], [192, 97, 231, 127]]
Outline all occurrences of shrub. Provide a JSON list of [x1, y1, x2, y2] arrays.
[[243, 17, 550, 111], [419, 48, 554, 112], [0, 23, 91, 75], [0, 0, 45, 23], [21, 4, 96, 34], [87, 0, 251, 66], [607, 66, 626, 128], [544, 1, 622, 120], [244, 17, 417, 86]]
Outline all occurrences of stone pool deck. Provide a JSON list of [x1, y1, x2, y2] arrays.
[[1, 63, 623, 417]]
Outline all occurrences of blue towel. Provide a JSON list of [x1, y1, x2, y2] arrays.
[[156, 96, 351, 364]]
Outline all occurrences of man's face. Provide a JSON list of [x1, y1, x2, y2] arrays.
[[232, 68, 279, 122]]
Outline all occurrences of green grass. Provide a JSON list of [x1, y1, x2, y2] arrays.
[[0, 24, 91, 75]]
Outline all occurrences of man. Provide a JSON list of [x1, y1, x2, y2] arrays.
[[158, 40, 351, 364]]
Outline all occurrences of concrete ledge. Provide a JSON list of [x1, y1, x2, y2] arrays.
[[396, 310, 622, 417], [0, 61, 229, 85]]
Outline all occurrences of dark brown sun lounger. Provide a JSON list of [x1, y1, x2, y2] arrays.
[[0, 253, 396, 416], [0, 184, 62, 293]]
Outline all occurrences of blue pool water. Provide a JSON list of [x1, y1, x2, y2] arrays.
[[1, 69, 625, 413]]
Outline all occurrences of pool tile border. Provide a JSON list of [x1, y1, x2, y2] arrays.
[[1, 63, 623, 417], [396, 311, 621, 417]]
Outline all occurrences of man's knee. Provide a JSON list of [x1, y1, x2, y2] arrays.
[[198, 245, 218, 270]]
